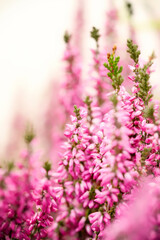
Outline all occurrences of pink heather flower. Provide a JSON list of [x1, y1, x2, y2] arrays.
[[128, 75, 135, 81], [89, 211, 110, 233], [0, 169, 34, 239], [104, 176, 160, 240]]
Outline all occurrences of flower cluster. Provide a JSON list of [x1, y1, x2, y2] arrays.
[[104, 176, 160, 240], [50, 39, 160, 239], [0, 10, 160, 240], [0, 137, 62, 240]]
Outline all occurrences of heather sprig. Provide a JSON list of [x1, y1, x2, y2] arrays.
[[24, 124, 35, 144], [103, 46, 124, 92], [127, 39, 140, 64], [64, 31, 72, 44], [84, 96, 93, 125], [74, 105, 82, 121], [144, 104, 155, 122], [110, 93, 118, 108], [127, 39, 154, 105], [137, 63, 153, 105], [43, 160, 52, 179], [125, 1, 133, 16], [90, 26, 100, 51]]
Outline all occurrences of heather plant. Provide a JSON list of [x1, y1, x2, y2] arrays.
[[47, 39, 160, 239], [1, 22, 160, 240], [60, 31, 83, 118], [43, 29, 83, 167], [43, 1, 136, 168], [0, 128, 62, 239], [88, 27, 112, 115]]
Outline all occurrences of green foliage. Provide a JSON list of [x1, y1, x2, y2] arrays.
[[43, 161, 51, 172], [144, 104, 155, 122], [84, 96, 93, 125], [137, 63, 153, 105], [43, 161, 52, 179], [7, 161, 14, 173], [89, 186, 96, 200], [24, 124, 35, 144], [74, 105, 82, 121], [90, 27, 100, 43], [141, 148, 152, 166], [104, 53, 124, 92], [84, 96, 92, 106], [127, 39, 140, 64], [64, 31, 71, 43], [110, 94, 118, 108], [126, 1, 133, 16], [0, 179, 5, 189], [108, 204, 116, 219], [127, 39, 154, 105]]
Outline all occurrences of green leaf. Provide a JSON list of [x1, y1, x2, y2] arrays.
[[24, 124, 35, 144], [90, 27, 100, 42], [64, 31, 71, 43]]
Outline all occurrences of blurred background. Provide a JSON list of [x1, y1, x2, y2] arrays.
[[0, 0, 160, 157]]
